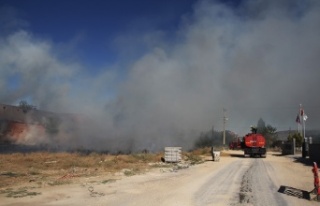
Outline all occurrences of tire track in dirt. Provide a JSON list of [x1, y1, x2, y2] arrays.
[[194, 157, 289, 206], [194, 158, 251, 206], [233, 159, 288, 206]]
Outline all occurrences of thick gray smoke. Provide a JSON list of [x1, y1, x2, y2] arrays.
[[1, 0, 320, 152]]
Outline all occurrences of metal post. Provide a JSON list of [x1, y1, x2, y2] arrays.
[[303, 116, 306, 140], [299, 104, 302, 136]]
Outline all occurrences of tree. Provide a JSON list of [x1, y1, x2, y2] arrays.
[[257, 118, 266, 134], [255, 118, 278, 147], [287, 132, 303, 147], [194, 129, 235, 148], [18, 100, 36, 113], [263, 124, 278, 147]]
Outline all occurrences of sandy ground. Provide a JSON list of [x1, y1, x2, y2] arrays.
[[1, 150, 319, 206]]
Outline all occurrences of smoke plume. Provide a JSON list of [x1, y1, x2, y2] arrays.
[[1, 0, 320, 152]]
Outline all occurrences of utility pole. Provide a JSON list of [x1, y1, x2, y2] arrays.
[[223, 108, 228, 145]]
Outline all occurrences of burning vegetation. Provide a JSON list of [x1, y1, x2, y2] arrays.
[[0, 102, 78, 147]]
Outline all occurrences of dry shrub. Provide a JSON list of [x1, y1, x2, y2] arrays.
[[190, 147, 212, 156], [184, 153, 203, 165]]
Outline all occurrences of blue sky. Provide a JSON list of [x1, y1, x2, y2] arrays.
[[1, 0, 203, 70]]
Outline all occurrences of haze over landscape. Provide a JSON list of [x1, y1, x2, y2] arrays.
[[0, 0, 320, 151]]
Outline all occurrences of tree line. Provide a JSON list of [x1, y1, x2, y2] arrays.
[[194, 118, 280, 149]]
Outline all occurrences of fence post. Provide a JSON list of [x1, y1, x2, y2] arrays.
[[292, 138, 296, 155], [302, 141, 307, 158]]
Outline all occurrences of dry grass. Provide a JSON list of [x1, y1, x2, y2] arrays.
[[190, 146, 241, 157], [189, 147, 212, 155], [0, 187, 41, 198], [0, 151, 165, 188], [0, 149, 216, 191]]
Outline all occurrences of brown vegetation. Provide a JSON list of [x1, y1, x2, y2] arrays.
[[0, 151, 165, 189], [0, 146, 225, 200]]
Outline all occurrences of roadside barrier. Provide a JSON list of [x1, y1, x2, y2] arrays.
[[312, 162, 320, 201], [212, 151, 220, 162]]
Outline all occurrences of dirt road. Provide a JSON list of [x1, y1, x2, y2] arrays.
[[1, 150, 319, 206]]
